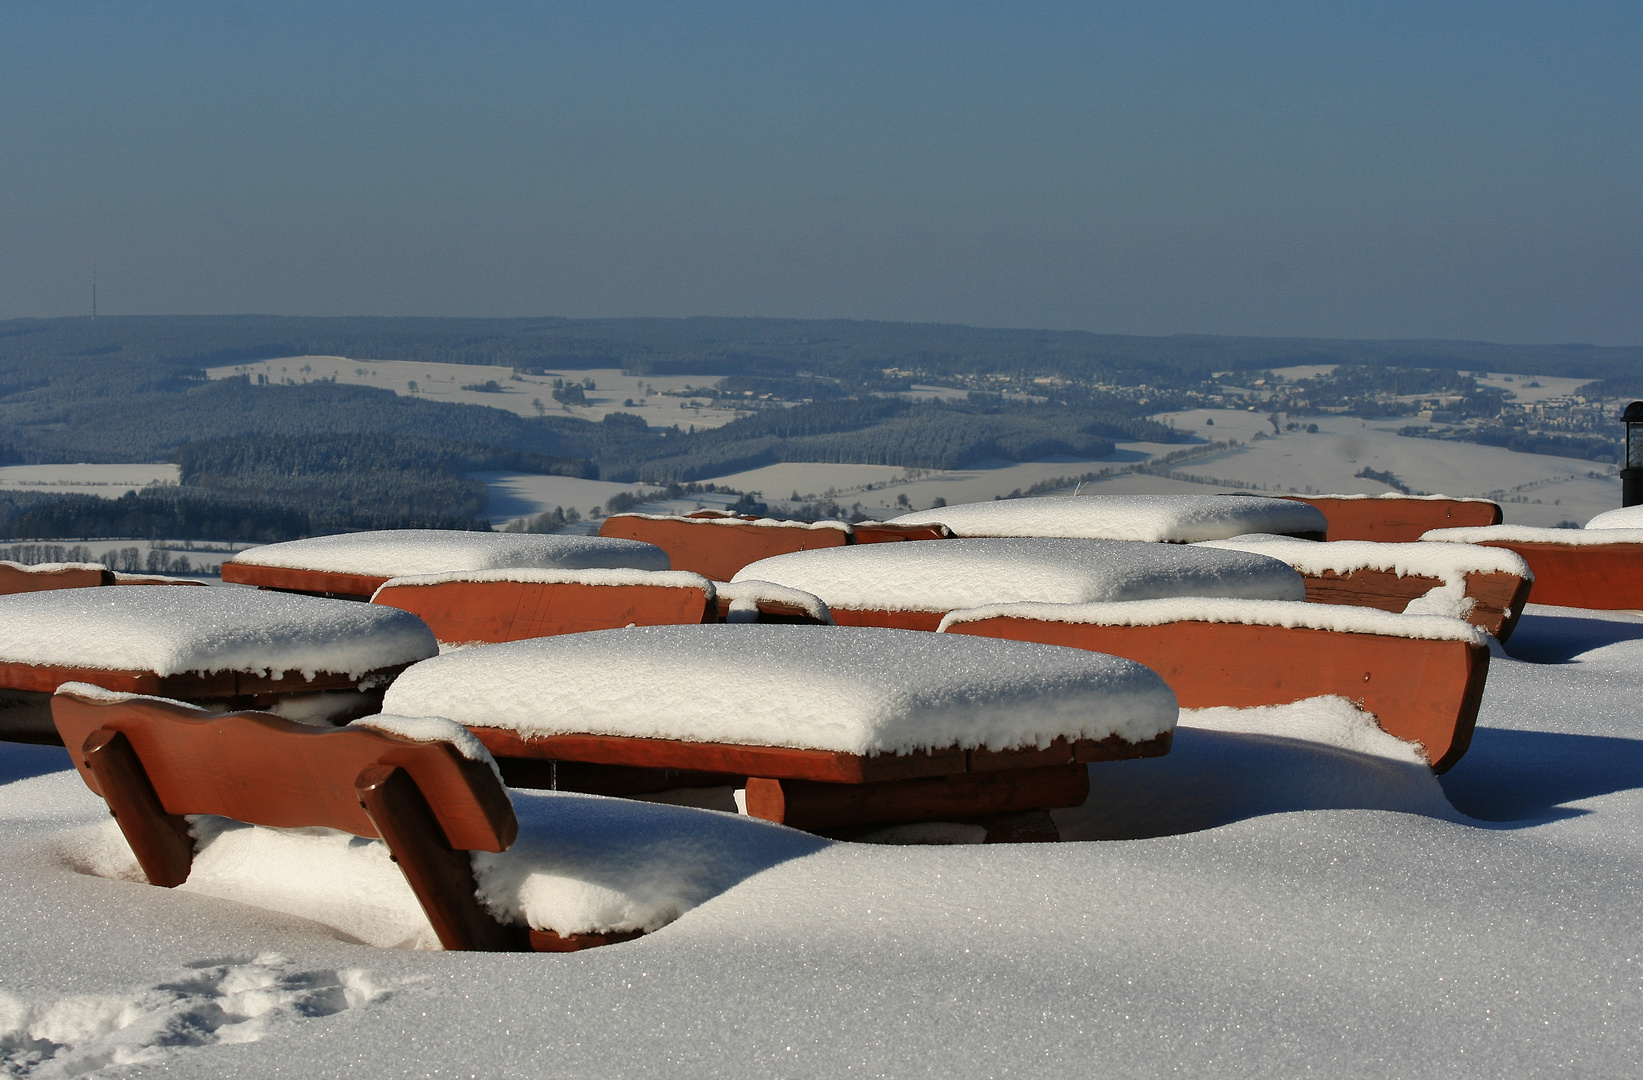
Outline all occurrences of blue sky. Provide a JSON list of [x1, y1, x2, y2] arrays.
[[2, 1, 1638, 343]]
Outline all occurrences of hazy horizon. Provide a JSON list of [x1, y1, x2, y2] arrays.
[[3, 2, 1639, 346]]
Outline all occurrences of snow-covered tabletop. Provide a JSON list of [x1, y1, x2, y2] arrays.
[[732, 537, 1304, 613], [0, 585, 436, 679], [1584, 505, 1643, 530], [228, 530, 670, 577], [382, 624, 1177, 756], [887, 494, 1327, 542]]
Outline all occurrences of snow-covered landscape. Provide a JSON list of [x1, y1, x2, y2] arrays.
[[6, 600, 1643, 1077]]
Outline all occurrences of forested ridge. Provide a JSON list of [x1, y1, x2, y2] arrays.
[[3, 315, 1640, 541]]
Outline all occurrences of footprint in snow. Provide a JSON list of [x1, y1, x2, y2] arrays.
[[0, 952, 390, 1078]]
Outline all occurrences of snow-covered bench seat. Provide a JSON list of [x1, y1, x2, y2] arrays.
[[1278, 494, 1502, 542], [0, 560, 112, 594], [222, 530, 670, 601], [380, 625, 1178, 839], [370, 570, 832, 645], [1197, 535, 1534, 640], [0, 586, 436, 743], [887, 494, 1328, 542], [54, 685, 749, 951], [597, 512, 949, 581], [940, 599, 1490, 772], [1422, 520, 1643, 611], [730, 538, 1306, 631]]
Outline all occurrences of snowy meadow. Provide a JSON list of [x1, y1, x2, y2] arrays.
[[3, 599, 1642, 1078]]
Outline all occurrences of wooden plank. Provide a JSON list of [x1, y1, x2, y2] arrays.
[[946, 617, 1488, 772], [850, 523, 952, 544], [0, 564, 113, 594], [1302, 569, 1441, 612], [469, 726, 968, 784], [220, 562, 385, 600], [528, 927, 645, 952], [712, 597, 831, 624], [826, 607, 947, 632], [81, 728, 196, 888], [372, 579, 714, 643], [597, 517, 849, 581], [356, 763, 520, 952], [1299, 567, 1531, 640], [1472, 540, 1643, 611], [0, 660, 407, 700], [744, 764, 1091, 832], [1283, 495, 1502, 543], [51, 693, 517, 851]]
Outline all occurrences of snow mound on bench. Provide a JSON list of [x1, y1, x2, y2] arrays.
[[938, 597, 1487, 643], [1197, 536, 1532, 581], [1299, 492, 1498, 504], [0, 585, 437, 679], [607, 512, 851, 532], [1584, 505, 1643, 530], [372, 567, 712, 595], [383, 624, 1178, 754], [349, 713, 503, 783], [59, 789, 822, 946], [732, 538, 1304, 613], [230, 530, 670, 576], [887, 494, 1326, 542], [1423, 524, 1643, 546], [0, 560, 106, 574]]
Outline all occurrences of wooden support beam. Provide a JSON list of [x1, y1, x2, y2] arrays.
[[355, 764, 520, 952], [743, 764, 1091, 833], [82, 728, 195, 888]]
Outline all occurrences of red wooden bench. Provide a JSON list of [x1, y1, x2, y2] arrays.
[[1198, 536, 1534, 640], [380, 625, 1178, 841], [0, 586, 437, 743], [1281, 494, 1502, 542], [1422, 525, 1643, 610], [941, 599, 1490, 772], [598, 514, 853, 580], [223, 529, 670, 601], [48, 687, 627, 952], [0, 561, 113, 594]]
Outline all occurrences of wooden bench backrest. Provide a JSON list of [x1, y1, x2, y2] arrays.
[[372, 578, 715, 643], [52, 691, 516, 851], [0, 564, 113, 594], [599, 516, 850, 580], [1283, 495, 1502, 542]]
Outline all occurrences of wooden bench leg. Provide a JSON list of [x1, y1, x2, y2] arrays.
[[355, 764, 521, 952], [82, 729, 195, 888], [745, 765, 1091, 834]]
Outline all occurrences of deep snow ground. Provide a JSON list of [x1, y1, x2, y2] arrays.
[[4, 605, 1643, 1078]]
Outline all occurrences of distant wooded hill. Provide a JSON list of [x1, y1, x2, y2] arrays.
[[2, 315, 1639, 540]]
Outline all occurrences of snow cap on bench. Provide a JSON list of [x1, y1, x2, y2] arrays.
[[1197, 535, 1532, 581], [731, 537, 1305, 614], [0, 585, 436, 679], [229, 529, 670, 577], [382, 624, 1178, 756], [887, 494, 1327, 542]]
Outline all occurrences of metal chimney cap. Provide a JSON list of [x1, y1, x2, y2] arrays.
[[1625, 401, 1643, 422]]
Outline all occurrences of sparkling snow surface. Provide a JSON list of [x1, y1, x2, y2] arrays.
[[382, 625, 1178, 754], [1584, 504, 1643, 530], [230, 530, 669, 576], [0, 586, 436, 678], [8, 606, 1643, 1076], [734, 537, 1305, 612], [888, 493, 1327, 541]]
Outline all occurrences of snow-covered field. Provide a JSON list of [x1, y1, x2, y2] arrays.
[[0, 464, 179, 497], [4, 603, 1643, 1077], [206, 357, 760, 430]]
